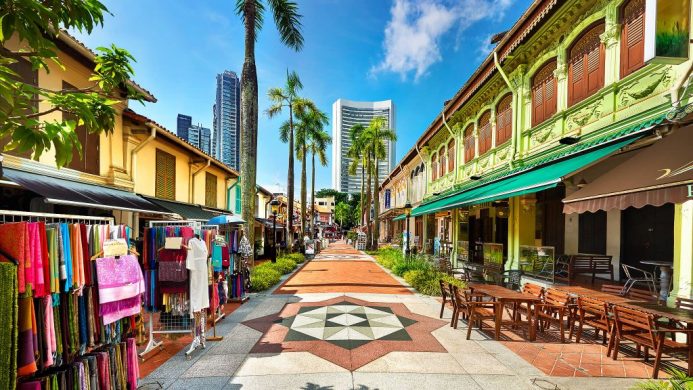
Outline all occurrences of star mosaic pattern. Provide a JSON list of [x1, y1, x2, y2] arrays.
[[278, 301, 417, 350]]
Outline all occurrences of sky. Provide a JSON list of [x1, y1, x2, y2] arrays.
[[73, 0, 532, 196]]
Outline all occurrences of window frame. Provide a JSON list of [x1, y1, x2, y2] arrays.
[[478, 111, 492, 155], [620, 0, 646, 78], [205, 172, 217, 208], [463, 124, 475, 163], [431, 152, 438, 181], [438, 145, 446, 178], [495, 94, 513, 146], [155, 149, 176, 200], [447, 139, 455, 173], [531, 59, 558, 127], [568, 22, 606, 107]]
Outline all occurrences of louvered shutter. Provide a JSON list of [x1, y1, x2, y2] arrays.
[[621, 0, 645, 77], [496, 94, 512, 145], [478, 111, 492, 155], [569, 23, 605, 106], [439, 147, 446, 177], [447, 140, 455, 172], [431, 153, 438, 180], [464, 124, 475, 162], [156, 150, 176, 200], [205, 172, 217, 207]]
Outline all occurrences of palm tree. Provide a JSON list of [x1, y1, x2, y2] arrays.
[[236, 0, 303, 262], [307, 128, 332, 235], [294, 99, 328, 237], [362, 117, 397, 250], [347, 124, 365, 228], [266, 70, 302, 247]]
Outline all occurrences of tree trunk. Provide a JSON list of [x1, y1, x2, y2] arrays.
[[310, 150, 315, 237], [240, 0, 258, 264], [359, 162, 364, 227], [300, 144, 307, 237], [287, 102, 295, 249], [366, 153, 372, 250], [373, 155, 380, 251]]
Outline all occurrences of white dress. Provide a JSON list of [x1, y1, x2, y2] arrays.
[[187, 238, 210, 314]]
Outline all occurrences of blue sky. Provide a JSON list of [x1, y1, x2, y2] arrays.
[[73, 0, 532, 196]]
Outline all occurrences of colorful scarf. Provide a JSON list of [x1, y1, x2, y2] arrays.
[[0, 263, 18, 390], [17, 295, 37, 377]]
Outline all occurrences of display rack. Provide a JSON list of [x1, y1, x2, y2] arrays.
[[140, 219, 202, 359], [0, 209, 115, 224], [200, 224, 225, 340]]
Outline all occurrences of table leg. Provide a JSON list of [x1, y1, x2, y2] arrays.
[[688, 323, 693, 377], [659, 266, 672, 301], [528, 301, 536, 341], [495, 301, 502, 340]]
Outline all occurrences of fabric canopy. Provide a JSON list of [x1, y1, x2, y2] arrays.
[[142, 196, 218, 221], [255, 217, 282, 228], [393, 214, 406, 221], [563, 127, 693, 214], [3, 168, 170, 214], [208, 214, 246, 225], [411, 138, 637, 217]]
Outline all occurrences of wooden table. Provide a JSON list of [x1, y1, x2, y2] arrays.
[[640, 260, 674, 301], [552, 285, 633, 304], [468, 284, 543, 341], [622, 300, 693, 376]]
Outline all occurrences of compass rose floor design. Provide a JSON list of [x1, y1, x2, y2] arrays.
[[242, 296, 448, 370]]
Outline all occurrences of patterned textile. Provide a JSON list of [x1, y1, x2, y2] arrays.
[[0, 263, 18, 390], [17, 295, 37, 376], [158, 260, 188, 282], [0, 222, 29, 293]]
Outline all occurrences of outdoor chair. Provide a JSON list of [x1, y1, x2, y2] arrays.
[[534, 288, 573, 343], [512, 283, 544, 323], [626, 287, 659, 302], [450, 285, 502, 340], [676, 297, 693, 311], [612, 305, 692, 379], [574, 296, 614, 354], [498, 269, 523, 291], [621, 264, 657, 295], [601, 284, 626, 295], [566, 254, 614, 283], [439, 280, 450, 319]]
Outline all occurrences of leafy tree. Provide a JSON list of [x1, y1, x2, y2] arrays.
[[306, 127, 331, 235], [266, 70, 302, 247], [0, 0, 145, 167], [334, 201, 350, 228], [236, 0, 303, 261], [347, 124, 366, 229], [315, 188, 348, 205]]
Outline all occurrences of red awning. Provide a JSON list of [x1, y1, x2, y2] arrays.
[[563, 127, 693, 214]]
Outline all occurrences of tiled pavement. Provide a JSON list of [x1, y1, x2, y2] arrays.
[[140, 242, 644, 389]]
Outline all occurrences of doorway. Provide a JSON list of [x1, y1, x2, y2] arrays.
[[620, 204, 674, 279]]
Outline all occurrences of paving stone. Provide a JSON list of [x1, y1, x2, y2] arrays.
[[430, 327, 488, 353], [234, 352, 349, 376], [545, 377, 641, 390], [352, 372, 482, 390], [225, 373, 354, 390], [470, 374, 537, 390], [451, 352, 515, 375], [145, 356, 200, 379], [181, 354, 246, 377], [225, 323, 264, 339], [167, 376, 231, 389], [207, 336, 259, 355], [355, 352, 464, 374]]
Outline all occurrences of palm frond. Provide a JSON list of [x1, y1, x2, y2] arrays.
[[268, 0, 304, 51], [286, 69, 303, 96], [278, 120, 291, 143], [236, 0, 265, 40]]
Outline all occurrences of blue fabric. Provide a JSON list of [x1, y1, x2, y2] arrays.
[[212, 244, 222, 272], [61, 223, 73, 292]]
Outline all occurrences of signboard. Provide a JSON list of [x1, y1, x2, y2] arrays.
[[385, 190, 391, 209], [305, 239, 315, 255], [645, 0, 690, 64], [103, 239, 128, 257], [164, 237, 183, 249]]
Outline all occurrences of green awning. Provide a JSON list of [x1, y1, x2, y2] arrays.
[[411, 137, 638, 217], [393, 214, 406, 221]]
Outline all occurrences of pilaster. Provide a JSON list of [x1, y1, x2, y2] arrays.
[[673, 201, 693, 301]]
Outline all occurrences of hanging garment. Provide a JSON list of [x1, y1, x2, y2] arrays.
[[17, 295, 38, 376], [46, 227, 60, 294], [70, 224, 85, 291], [41, 295, 55, 368], [158, 260, 188, 282], [211, 243, 223, 272], [126, 338, 138, 389], [59, 224, 73, 292], [95, 255, 145, 325], [0, 222, 29, 293], [187, 238, 209, 314], [0, 262, 18, 390]]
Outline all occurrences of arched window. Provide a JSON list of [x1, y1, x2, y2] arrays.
[[478, 111, 492, 155], [621, 0, 645, 78], [431, 152, 438, 181], [463, 124, 475, 162], [438, 146, 446, 177], [532, 60, 558, 126], [568, 22, 605, 106], [447, 139, 455, 172], [496, 94, 512, 145]]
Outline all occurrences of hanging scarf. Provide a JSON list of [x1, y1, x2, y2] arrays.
[[0, 263, 18, 390], [17, 295, 38, 376]]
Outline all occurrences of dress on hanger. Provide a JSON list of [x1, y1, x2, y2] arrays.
[[186, 238, 209, 314]]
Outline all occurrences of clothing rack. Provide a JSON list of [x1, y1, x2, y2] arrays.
[[141, 220, 200, 359], [0, 209, 115, 224]]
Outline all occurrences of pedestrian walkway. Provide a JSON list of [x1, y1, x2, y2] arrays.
[[140, 241, 640, 389]]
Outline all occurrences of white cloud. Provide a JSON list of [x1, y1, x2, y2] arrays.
[[372, 0, 515, 81]]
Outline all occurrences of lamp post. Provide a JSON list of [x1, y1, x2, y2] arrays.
[[403, 202, 412, 259], [270, 198, 280, 263]]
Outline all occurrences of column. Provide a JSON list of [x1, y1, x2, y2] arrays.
[[606, 209, 621, 279], [673, 201, 693, 301]]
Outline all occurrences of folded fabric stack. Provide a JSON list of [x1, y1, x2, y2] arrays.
[[95, 255, 145, 325]]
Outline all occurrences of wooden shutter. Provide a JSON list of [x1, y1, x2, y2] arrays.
[[568, 23, 605, 106], [439, 146, 446, 177], [495, 94, 512, 145], [621, 0, 645, 78], [447, 139, 455, 172], [235, 186, 242, 213], [478, 111, 492, 155], [62, 82, 100, 175], [532, 60, 557, 127], [155, 150, 176, 200], [1, 58, 38, 158], [431, 153, 438, 180], [463, 124, 475, 162], [205, 172, 217, 207]]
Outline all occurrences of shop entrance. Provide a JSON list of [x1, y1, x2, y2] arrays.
[[620, 204, 674, 280]]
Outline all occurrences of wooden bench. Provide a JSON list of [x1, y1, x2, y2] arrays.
[[567, 254, 614, 283]]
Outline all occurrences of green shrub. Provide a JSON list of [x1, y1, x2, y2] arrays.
[[282, 253, 305, 263], [391, 257, 430, 277], [403, 269, 466, 296], [272, 257, 298, 274], [250, 266, 282, 292], [373, 247, 403, 270]]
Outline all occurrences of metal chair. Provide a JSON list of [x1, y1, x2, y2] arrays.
[[621, 264, 657, 295]]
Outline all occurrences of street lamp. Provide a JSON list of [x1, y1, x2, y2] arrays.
[[403, 202, 412, 259], [270, 198, 280, 263]]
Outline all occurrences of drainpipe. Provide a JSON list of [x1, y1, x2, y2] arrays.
[[671, 59, 693, 107], [493, 49, 518, 168], [190, 158, 211, 204], [130, 124, 156, 184]]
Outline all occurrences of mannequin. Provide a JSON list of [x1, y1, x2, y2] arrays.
[[187, 234, 209, 349]]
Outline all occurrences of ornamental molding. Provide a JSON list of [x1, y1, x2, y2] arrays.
[[618, 67, 673, 107], [568, 99, 603, 130], [599, 24, 620, 47]]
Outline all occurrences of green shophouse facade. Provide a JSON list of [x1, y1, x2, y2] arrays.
[[380, 0, 693, 299]]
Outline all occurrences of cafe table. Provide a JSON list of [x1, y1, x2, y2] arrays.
[[468, 284, 543, 341], [640, 260, 674, 301], [622, 300, 693, 376]]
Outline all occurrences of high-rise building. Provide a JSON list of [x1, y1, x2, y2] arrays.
[[177, 114, 192, 140], [212, 71, 241, 170], [332, 99, 395, 194], [188, 124, 212, 155]]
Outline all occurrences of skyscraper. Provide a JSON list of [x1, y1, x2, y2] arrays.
[[212, 71, 241, 170], [177, 114, 192, 140], [188, 124, 212, 155], [332, 99, 395, 194]]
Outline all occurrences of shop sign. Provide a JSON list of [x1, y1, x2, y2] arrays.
[[688, 184, 693, 198], [103, 239, 128, 257], [385, 190, 391, 209], [645, 0, 691, 64]]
